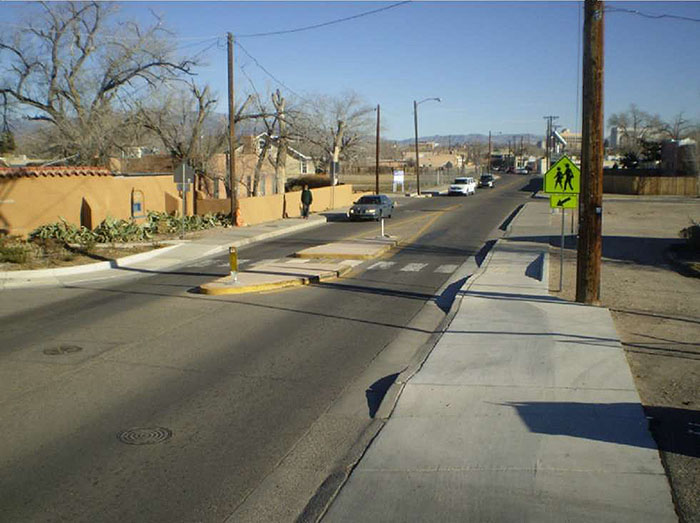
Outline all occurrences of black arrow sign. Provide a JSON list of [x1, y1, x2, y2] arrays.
[[557, 197, 572, 206]]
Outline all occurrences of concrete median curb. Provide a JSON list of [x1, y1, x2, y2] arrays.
[[294, 236, 398, 260], [198, 263, 352, 296]]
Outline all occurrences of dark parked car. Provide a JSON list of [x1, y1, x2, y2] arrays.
[[479, 174, 495, 188], [348, 194, 394, 221]]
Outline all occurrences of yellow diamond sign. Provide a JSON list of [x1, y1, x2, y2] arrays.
[[544, 155, 580, 194]]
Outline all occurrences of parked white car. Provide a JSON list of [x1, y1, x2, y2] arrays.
[[448, 176, 477, 196]]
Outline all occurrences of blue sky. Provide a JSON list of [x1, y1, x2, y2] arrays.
[[5, 1, 700, 140]]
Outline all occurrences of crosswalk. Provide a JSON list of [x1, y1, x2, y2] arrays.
[[366, 261, 459, 274], [204, 257, 460, 274]]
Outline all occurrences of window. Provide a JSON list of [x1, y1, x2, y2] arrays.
[[300, 159, 308, 175]]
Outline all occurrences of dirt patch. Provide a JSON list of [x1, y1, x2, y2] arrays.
[[0, 243, 164, 271], [549, 197, 700, 523]]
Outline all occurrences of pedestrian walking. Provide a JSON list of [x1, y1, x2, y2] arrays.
[[301, 185, 312, 219]]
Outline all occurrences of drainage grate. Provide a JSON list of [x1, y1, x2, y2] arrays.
[[43, 345, 83, 356], [117, 427, 173, 445]]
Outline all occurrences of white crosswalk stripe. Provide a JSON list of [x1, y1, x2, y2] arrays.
[[251, 258, 280, 266], [367, 261, 396, 270], [285, 258, 310, 264], [400, 263, 429, 272], [435, 264, 458, 273]]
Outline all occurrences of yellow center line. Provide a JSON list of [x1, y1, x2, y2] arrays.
[[341, 202, 461, 241]]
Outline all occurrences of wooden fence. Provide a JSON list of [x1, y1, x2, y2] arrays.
[[604, 174, 698, 196]]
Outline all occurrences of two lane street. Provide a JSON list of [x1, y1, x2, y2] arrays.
[[1, 175, 534, 522]]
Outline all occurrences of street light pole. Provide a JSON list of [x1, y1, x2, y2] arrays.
[[413, 97, 440, 195], [375, 104, 380, 195], [488, 130, 492, 173], [413, 100, 420, 195]]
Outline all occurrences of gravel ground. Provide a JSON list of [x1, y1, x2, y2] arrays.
[[549, 197, 700, 523]]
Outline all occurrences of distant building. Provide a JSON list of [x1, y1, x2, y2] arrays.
[[560, 129, 582, 155]]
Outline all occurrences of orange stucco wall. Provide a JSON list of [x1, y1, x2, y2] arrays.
[[195, 185, 361, 226], [0, 175, 186, 237]]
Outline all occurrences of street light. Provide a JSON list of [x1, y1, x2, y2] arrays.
[[488, 130, 501, 174], [413, 97, 440, 195]]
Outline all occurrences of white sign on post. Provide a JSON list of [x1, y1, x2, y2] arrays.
[[392, 169, 405, 193]]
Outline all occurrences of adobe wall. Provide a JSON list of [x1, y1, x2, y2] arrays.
[[195, 184, 360, 225], [0, 175, 185, 237]]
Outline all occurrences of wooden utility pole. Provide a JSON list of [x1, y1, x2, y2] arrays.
[[227, 33, 238, 225], [543, 115, 559, 171], [576, 0, 605, 304], [375, 104, 380, 195]]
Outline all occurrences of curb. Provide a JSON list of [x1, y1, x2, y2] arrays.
[[198, 264, 352, 296], [293, 244, 394, 260]]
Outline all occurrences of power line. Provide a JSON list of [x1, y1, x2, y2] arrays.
[[606, 6, 700, 23], [234, 41, 308, 102], [236, 1, 411, 38]]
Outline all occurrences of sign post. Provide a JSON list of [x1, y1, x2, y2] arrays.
[[174, 163, 195, 239], [543, 155, 581, 292]]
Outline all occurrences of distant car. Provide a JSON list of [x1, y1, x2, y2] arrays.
[[448, 176, 477, 196], [348, 194, 394, 221], [479, 174, 495, 188], [515, 167, 529, 174]]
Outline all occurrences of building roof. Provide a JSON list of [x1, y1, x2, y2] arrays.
[[0, 166, 113, 179]]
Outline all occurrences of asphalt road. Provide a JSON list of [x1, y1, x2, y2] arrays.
[[0, 174, 535, 522]]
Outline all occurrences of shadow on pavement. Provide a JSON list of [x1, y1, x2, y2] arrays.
[[505, 401, 700, 458], [366, 373, 400, 418], [509, 234, 685, 268], [435, 277, 468, 313], [319, 211, 349, 223], [519, 176, 543, 193], [499, 204, 525, 231]]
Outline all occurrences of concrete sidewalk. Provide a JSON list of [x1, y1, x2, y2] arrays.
[[323, 201, 677, 522]]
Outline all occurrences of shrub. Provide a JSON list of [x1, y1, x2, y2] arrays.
[[0, 236, 30, 264], [679, 220, 700, 252], [27, 212, 233, 246]]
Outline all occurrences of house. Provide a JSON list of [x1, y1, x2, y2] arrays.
[[204, 134, 315, 198], [109, 134, 316, 200]]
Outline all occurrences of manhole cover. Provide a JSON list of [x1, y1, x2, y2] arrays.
[[43, 345, 83, 356], [117, 427, 173, 445]]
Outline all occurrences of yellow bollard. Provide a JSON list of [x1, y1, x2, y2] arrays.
[[229, 246, 238, 281]]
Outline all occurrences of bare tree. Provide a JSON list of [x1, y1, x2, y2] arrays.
[[608, 104, 663, 153], [135, 82, 258, 196], [271, 89, 288, 195], [0, 2, 195, 164], [466, 140, 487, 171], [293, 91, 375, 180], [662, 112, 695, 141]]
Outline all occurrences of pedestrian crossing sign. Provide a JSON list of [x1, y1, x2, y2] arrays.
[[544, 155, 580, 194]]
